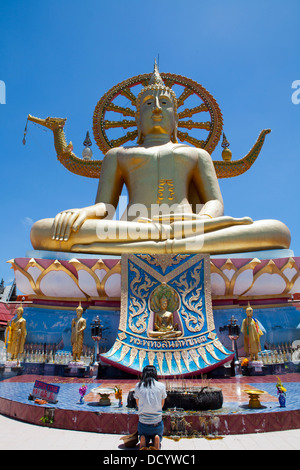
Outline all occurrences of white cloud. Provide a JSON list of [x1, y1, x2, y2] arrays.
[[22, 217, 34, 228]]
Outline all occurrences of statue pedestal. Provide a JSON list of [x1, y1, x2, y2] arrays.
[[100, 254, 233, 377], [9, 248, 298, 301], [4, 360, 19, 368], [8, 248, 300, 378], [242, 360, 266, 376], [249, 360, 263, 370], [249, 360, 264, 375], [66, 361, 87, 377], [0, 361, 23, 378]]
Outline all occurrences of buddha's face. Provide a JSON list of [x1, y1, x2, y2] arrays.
[[246, 307, 253, 318], [138, 89, 178, 140], [16, 307, 23, 318], [159, 298, 168, 311], [76, 307, 83, 318]]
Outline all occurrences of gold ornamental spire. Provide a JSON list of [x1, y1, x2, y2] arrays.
[[148, 59, 165, 87]]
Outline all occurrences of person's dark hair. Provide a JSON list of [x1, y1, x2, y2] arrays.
[[138, 365, 158, 388]]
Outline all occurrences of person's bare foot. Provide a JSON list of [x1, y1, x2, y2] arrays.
[[140, 435, 147, 450], [153, 435, 160, 450]]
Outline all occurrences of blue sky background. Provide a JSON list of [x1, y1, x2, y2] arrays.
[[0, 0, 299, 286]]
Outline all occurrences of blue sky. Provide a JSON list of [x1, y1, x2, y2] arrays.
[[0, 0, 299, 286]]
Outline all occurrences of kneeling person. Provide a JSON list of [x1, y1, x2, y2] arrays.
[[134, 365, 167, 450]]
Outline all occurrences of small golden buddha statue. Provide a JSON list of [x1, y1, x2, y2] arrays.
[[148, 296, 182, 339], [71, 303, 86, 362], [30, 63, 291, 255], [7, 305, 27, 361], [241, 303, 263, 361]]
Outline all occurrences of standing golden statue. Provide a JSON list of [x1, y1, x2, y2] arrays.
[[6, 305, 27, 362], [30, 63, 291, 255], [241, 303, 263, 361], [71, 303, 86, 362]]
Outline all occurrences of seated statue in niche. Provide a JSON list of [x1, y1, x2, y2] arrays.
[[148, 284, 182, 339], [148, 296, 182, 339], [30, 63, 291, 255]]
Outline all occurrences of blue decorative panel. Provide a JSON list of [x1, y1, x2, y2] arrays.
[[101, 254, 233, 377]]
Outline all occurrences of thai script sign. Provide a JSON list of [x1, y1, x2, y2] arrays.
[[31, 380, 60, 403]]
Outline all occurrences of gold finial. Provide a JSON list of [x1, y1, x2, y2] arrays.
[[149, 59, 165, 87], [221, 132, 232, 162]]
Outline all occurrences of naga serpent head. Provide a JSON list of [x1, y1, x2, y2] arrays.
[[27, 114, 67, 130]]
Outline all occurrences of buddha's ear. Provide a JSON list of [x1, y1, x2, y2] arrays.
[[137, 127, 144, 145], [136, 113, 144, 145], [171, 112, 179, 143]]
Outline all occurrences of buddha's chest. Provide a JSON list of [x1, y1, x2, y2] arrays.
[[159, 312, 172, 324], [119, 147, 193, 182]]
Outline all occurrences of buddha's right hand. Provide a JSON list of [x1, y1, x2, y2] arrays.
[[52, 203, 106, 241]]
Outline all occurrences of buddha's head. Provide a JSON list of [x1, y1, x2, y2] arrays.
[[136, 61, 178, 144], [159, 296, 169, 311], [246, 302, 253, 318], [16, 306, 23, 318], [76, 302, 83, 317]]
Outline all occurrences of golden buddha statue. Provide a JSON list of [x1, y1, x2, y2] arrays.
[[148, 296, 182, 339], [71, 303, 86, 362], [30, 63, 291, 255], [241, 303, 263, 361], [7, 305, 27, 361]]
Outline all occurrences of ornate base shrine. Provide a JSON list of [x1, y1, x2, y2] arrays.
[[101, 253, 233, 376], [7, 248, 300, 379]]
